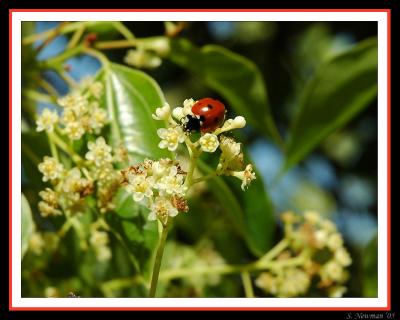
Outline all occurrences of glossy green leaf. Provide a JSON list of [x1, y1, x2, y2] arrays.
[[22, 132, 50, 190], [102, 63, 171, 163], [362, 234, 378, 297], [168, 39, 282, 145], [284, 38, 378, 170], [198, 160, 274, 257], [22, 193, 34, 259], [100, 63, 173, 276]]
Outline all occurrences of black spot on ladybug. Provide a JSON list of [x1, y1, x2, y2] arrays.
[[214, 117, 219, 123], [207, 104, 213, 109], [199, 115, 206, 121]]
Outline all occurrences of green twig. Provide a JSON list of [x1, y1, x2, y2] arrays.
[[46, 132, 59, 162], [94, 39, 137, 50], [82, 47, 110, 67], [67, 24, 86, 49], [241, 271, 255, 298], [22, 21, 102, 45], [112, 21, 135, 40], [149, 220, 171, 297], [23, 89, 56, 104], [48, 131, 83, 164]]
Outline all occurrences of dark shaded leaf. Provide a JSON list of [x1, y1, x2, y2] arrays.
[[285, 38, 378, 170]]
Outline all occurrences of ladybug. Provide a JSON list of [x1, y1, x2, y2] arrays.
[[184, 98, 226, 133]]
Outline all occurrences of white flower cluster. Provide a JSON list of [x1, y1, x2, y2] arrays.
[[37, 137, 124, 217], [121, 158, 189, 225], [36, 80, 107, 140], [152, 99, 256, 190], [256, 211, 352, 298]]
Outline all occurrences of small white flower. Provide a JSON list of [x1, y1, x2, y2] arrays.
[[216, 116, 247, 134], [127, 174, 154, 202], [85, 137, 113, 166], [157, 127, 186, 151], [255, 272, 278, 295], [61, 108, 75, 124], [322, 260, 344, 282], [38, 201, 62, 217], [183, 98, 195, 114], [172, 107, 184, 120], [38, 156, 64, 182], [89, 108, 108, 132], [39, 188, 58, 207], [143, 37, 170, 56], [199, 133, 219, 153], [314, 229, 329, 248], [36, 109, 59, 132], [124, 49, 162, 69], [58, 94, 87, 115], [328, 286, 347, 298], [171, 99, 196, 120], [230, 164, 256, 190], [65, 121, 85, 140], [152, 102, 171, 121], [278, 268, 310, 297], [96, 245, 112, 262], [156, 166, 187, 196], [62, 167, 88, 194], [151, 159, 172, 181], [304, 210, 321, 225], [148, 196, 178, 222], [88, 82, 103, 99], [335, 248, 352, 267], [232, 116, 246, 128], [326, 233, 344, 251], [218, 136, 243, 172], [90, 230, 109, 247]]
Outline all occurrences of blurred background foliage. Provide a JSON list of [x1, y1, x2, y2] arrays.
[[21, 21, 378, 298]]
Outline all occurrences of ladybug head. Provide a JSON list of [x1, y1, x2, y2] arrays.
[[183, 114, 204, 132]]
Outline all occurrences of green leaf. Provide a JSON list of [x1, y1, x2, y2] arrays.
[[21, 193, 34, 259], [22, 132, 50, 190], [168, 39, 282, 145], [105, 190, 159, 278], [362, 234, 378, 297], [102, 63, 171, 163], [198, 160, 274, 257], [284, 38, 378, 170]]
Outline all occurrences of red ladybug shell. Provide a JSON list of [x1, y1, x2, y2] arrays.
[[191, 98, 226, 133]]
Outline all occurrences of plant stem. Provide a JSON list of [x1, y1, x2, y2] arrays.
[[258, 238, 289, 264], [94, 39, 138, 50], [149, 220, 171, 297], [59, 71, 79, 88], [67, 24, 86, 49], [241, 271, 255, 298], [112, 22, 135, 40], [38, 78, 60, 97], [48, 131, 83, 164], [57, 216, 74, 237], [192, 172, 217, 184], [35, 22, 69, 53], [82, 47, 110, 67], [22, 21, 101, 45], [42, 45, 83, 69], [22, 89, 56, 104], [46, 132, 59, 162]]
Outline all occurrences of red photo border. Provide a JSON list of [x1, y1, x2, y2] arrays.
[[9, 8, 392, 311]]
